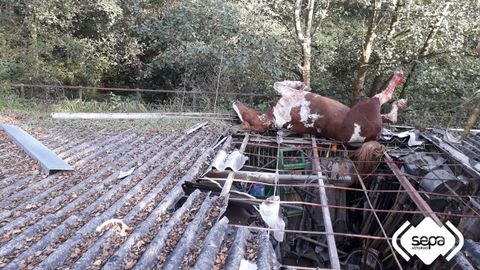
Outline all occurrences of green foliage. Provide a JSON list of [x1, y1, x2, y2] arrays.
[[0, 0, 478, 127], [0, 0, 139, 87], [0, 88, 34, 112], [137, 0, 297, 91]]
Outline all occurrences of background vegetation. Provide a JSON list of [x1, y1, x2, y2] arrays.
[[0, 0, 479, 126]]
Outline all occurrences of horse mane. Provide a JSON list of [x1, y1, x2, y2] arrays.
[[353, 141, 385, 183]]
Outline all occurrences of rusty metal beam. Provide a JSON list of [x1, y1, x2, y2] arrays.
[[311, 138, 341, 269], [384, 153, 442, 225], [385, 152, 475, 270]]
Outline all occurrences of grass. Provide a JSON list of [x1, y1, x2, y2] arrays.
[[4, 87, 474, 132], [0, 88, 232, 135], [0, 88, 233, 114], [0, 89, 37, 112]]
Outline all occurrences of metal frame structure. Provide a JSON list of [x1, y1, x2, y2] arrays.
[[202, 131, 480, 269]]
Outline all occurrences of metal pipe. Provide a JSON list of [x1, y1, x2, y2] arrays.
[[353, 166, 403, 269], [311, 137, 341, 270], [51, 112, 235, 120]]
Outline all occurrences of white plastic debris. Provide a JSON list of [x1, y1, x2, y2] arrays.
[[117, 167, 135, 179], [96, 219, 131, 237], [224, 150, 248, 171], [211, 149, 248, 172], [259, 196, 285, 242], [239, 259, 258, 270], [382, 129, 424, 146]]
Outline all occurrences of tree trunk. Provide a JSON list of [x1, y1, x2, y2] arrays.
[[302, 42, 312, 86], [365, 1, 402, 99], [387, 0, 401, 39], [294, 0, 316, 87], [351, 0, 382, 106]]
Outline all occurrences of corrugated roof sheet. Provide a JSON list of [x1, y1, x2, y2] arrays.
[[0, 125, 279, 269]]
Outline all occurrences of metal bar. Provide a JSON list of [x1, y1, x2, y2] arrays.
[[384, 153, 442, 224], [222, 197, 480, 218], [201, 175, 480, 200], [384, 152, 475, 270], [311, 137, 341, 270], [353, 167, 403, 269], [298, 236, 348, 256], [207, 171, 329, 183], [1, 124, 73, 175], [50, 112, 235, 120], [230, 224, 391, 240], [220, 134, 249, 196]]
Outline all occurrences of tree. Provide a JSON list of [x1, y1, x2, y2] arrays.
[[137, 0, 296, 91], [293, 0, 331, 87], [294, 0, 316, 87], [351, 0, 384, 106], [0, 0, 139, 87], [398, 2, 452, 98]]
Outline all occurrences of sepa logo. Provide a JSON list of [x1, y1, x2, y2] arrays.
[[392, 217, 464, 265]]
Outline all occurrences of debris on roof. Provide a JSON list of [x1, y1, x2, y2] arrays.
[[1, 124, 73, 175], [195, 128, 480, 269], [210, 149, 249, 172], [2, 118, 479, 269]]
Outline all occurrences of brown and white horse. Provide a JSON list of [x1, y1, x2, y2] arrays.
[[233, 69, 406, 143]]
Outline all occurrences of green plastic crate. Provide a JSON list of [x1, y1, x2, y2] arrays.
[[278, 148, 306, 170]]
